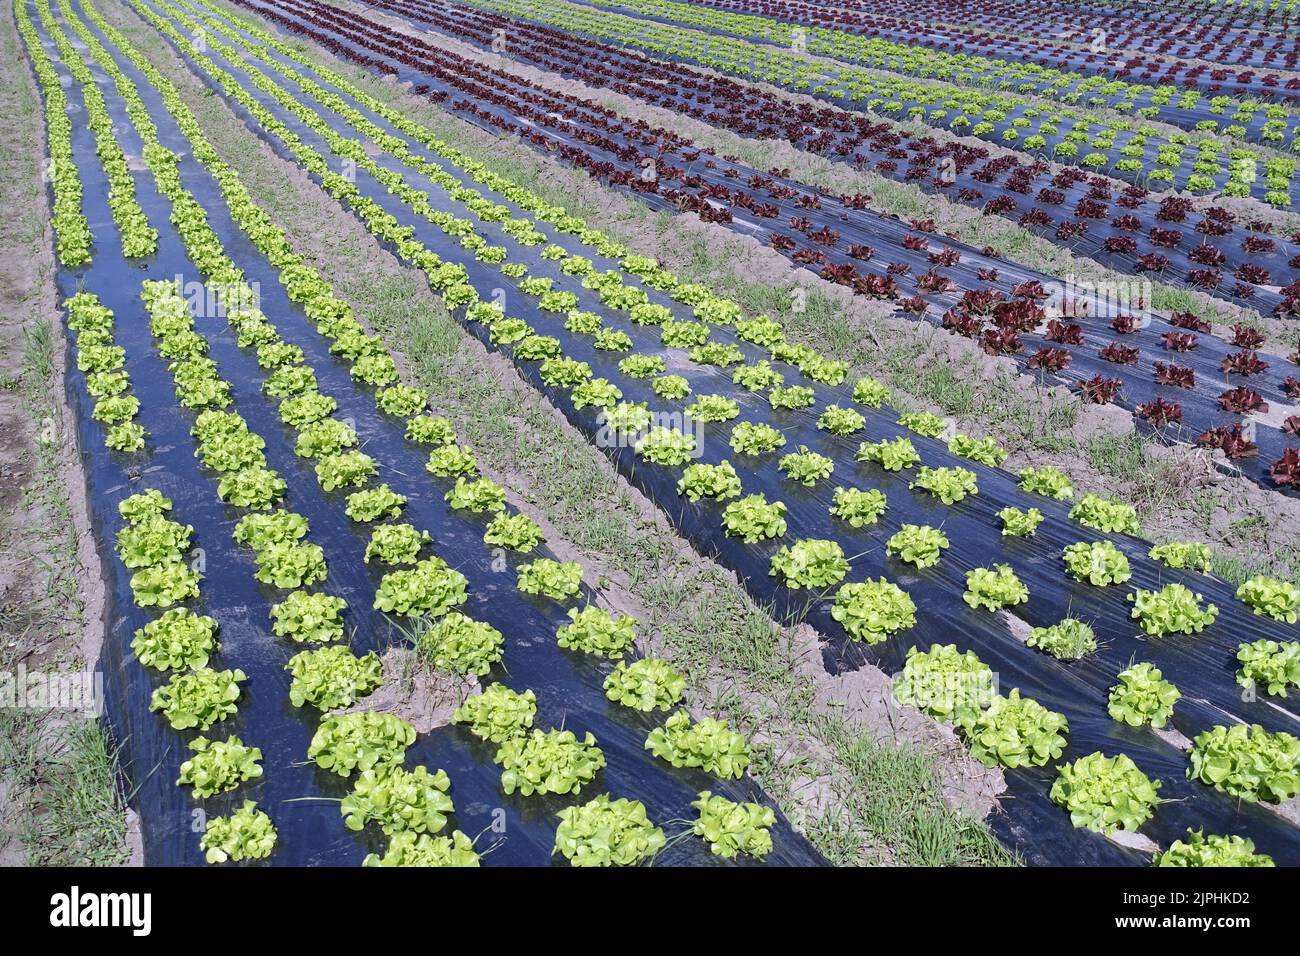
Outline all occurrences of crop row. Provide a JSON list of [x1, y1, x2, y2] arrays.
[[439, 0, 1298, 205], [40, 0, 157, 258], [18, 0, 90, 264], [225, 0, 1300, 492], [61, 286, 147, 453], [32, 0, 789, 866], [135, 0, 1300, 860], [113, 482, 277, 862]]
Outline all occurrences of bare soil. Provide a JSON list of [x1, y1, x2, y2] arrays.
[[347, 647, 478, 734]]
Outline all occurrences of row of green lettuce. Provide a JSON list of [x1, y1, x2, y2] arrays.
[[18, 0, 91, 264]]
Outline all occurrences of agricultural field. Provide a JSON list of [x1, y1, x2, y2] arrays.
[[3, 0, 1300, 883]]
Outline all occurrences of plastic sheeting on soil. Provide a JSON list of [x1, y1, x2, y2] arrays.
[[35, 0, 825, 867], [148, 0, 1300, 865]]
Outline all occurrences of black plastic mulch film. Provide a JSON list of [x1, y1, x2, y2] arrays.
[[116, 0, 1300, 865], [236, 0, 1300, 494], [28, 0, 825, 866]]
